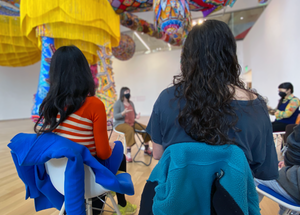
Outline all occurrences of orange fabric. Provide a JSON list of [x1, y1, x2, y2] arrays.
[[54, 96, 111, 160], [296, 114, 300, 125]]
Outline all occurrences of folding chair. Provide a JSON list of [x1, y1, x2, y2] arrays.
[[45, 158, 121, 215], [133, 121, 152, 166], [257, 184, 300, 215]]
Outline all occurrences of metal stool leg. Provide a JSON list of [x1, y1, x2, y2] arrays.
[[107, 192, 122, 215], [86, 198, 92, 215]]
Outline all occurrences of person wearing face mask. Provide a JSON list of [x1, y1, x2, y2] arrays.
[[113, 87, 152, 162], [269, 82, 300, 132]]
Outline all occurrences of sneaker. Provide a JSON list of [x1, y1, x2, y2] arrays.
[[113, 202, 137, 215], [144, 148, 152, 156], [126, 153, 132, 162]]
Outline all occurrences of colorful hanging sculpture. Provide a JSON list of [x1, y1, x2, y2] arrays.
[[31, 37, 55, 123], [120, 12, 186, 46], [109, 0, 153, 14], [90, 64, 100, 90], [112, 33, 136, 61], [154, 0, 191, 44], [188, 0, 236, 16], [96, 46, 117, 120]]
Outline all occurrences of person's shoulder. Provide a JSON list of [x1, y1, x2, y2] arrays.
[[158, 85, 176, 99], [114, 99, 122, 106], [85, 96, 105, 108], [291, 96, 300, 104]]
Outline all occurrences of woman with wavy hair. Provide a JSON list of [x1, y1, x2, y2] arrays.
[[139, 20, 278, 214]]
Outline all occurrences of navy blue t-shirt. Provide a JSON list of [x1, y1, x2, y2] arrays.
[[146, 85, 279, 180]]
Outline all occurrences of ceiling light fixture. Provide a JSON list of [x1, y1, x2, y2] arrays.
[[134, 31, 150, 51], [240, 17, 244, 20], [192, 21, 197, 26], [198, 19, 203, 24]]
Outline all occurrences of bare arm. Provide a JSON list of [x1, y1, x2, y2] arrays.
[[153, 142, 164, 160]]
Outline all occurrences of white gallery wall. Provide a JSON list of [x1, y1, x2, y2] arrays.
[[0, 62, 40, 120], [113, 40, 244, 116], [243, 0, 300, 108], [0, 40, 244, 120], [113, 49, 181, 116]]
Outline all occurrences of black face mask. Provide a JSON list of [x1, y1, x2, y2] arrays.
[[124, 93, 131, 100], [279, 92, 287, 98]]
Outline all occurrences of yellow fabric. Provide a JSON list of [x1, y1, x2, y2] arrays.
[[21, 0, 120, 48], [0, 15, 40, 67], [54, 38, 100, 64]]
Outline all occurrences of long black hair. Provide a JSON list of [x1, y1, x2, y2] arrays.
[[277, 82, 294, 108], [119, 87, 130, 102], [174, 20, 255, 145], [34, 46, 95, 134]]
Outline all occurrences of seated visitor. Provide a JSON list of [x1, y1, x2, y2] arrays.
[[34, 46, 136, 215], [113, 87, 152, 162], [268, 82, 300, 132], [256, 124, 300, 215], [139, 20, 278, 214]]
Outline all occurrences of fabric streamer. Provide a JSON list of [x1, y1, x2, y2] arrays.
[[0, 1, 40, 67], [112, 33, 136, 61], [96, 46, 117, 120], [20, 0, 120, 65], [31, 37, 55, 123]]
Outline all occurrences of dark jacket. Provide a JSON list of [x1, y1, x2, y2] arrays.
[[277, 125, 300, 204]]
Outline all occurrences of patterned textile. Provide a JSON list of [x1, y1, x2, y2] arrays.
[[188, 0, 236, 16], [112, 33, 135, 61], [0, 0, 20, 15], [120, 12, 184, 46], [275, 95, 300, 120], [96, 46, 117, 120], [31, 36, 55, 123], [109, 0, 153, 14], [154, 0, 191, 43]]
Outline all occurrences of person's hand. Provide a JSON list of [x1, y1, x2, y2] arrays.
[[278, 161, 285, 169], [268, 108, 276, 115], [122, 108, 132, 116], [109, 142, 115, 151], [136, 112, 141, 119]]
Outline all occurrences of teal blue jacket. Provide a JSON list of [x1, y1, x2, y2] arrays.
[[148, 142, 261, 215]]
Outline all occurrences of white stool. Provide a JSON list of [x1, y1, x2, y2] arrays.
[[45, 158, 121, 215], [257, 184, 300, 215], [273, 131, 286, 148], [113, 128, 127, 155]]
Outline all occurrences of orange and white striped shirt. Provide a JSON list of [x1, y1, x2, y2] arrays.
[[54, 96, 111, 160]]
